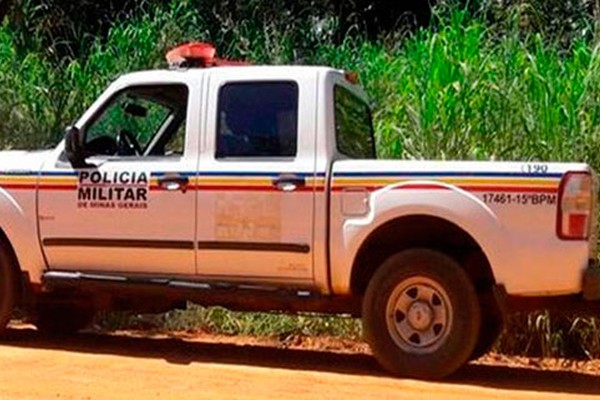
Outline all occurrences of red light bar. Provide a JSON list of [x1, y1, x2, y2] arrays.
[[166, 42, 215, 67], [344, 71, 359, 84], [166, 42, 249, 68]]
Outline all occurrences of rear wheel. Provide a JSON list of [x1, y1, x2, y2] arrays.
[[0, 245, 18, 336], [363, 249, 481, 379], [471, 290, 504, 360]]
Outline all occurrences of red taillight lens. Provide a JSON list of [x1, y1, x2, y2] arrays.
[[557, 171, 593, 240]]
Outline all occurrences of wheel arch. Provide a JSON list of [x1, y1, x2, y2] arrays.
[[0, 224, 27, 307], [0, 189, 47, 286], [349, 214, 497, 296]]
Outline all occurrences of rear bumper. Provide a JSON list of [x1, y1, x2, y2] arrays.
[[583, 260, 600, 300], [501, 260, 600, 315]]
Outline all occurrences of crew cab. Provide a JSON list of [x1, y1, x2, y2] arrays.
[[0, 43, 597, 379]]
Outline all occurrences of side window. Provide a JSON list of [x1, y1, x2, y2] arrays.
[[84, 84, 188, 157], [216, 81, 298, 159], [334, 85, 376, 159]]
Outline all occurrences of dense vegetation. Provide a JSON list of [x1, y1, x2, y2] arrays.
[[4, 0, 600, 359]]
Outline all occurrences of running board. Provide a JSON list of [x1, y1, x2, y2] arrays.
[[41, 271, 360, 315]]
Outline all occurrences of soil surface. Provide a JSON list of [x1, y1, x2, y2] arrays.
[[2, 324, 600, 399]]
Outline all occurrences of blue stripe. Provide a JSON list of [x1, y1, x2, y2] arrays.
[[0, 171, 39, 176], [0, 171, 77, 177], [151, 171, 325, 178], [196, 171, 319, 178], [39, 171, 78, 177], [333, 171, 563, 179], [11, 170, 563, 179], [9, 171, 324, 178], [151, 171, 197, 178]]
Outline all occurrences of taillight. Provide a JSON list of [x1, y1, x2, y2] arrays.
[[557, 171, 594, 240]]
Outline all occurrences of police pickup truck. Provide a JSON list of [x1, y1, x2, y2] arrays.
[[0, 42, 598, 379]]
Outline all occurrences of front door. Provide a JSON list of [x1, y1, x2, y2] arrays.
[[39, 82, 197, 275], [196, 75, 317, 282]]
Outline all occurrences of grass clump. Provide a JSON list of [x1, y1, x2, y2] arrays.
[[96, 304, 362, 340], [497, 312, 600, 359], [163, 305, 361, 338]]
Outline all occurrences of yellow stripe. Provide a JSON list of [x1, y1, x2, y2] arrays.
[[16, 174, 557, 190], [334, 177, 560, 187], [41, 178, 77, 185], [0, 176, 37, 183]]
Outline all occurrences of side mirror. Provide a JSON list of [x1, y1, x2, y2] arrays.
[[64, 126, 88, 168]]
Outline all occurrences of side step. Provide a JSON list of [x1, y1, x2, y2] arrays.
[[42, 271, 361, 315]]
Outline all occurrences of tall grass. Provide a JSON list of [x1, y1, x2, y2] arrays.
[[4, 2, 600, 164], [314, 9, 600, 165], [496, 312, 600, 359], [3, 1, 600, 358]]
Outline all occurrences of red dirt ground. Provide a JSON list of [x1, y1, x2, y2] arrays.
[[1, 324, 600, 399]]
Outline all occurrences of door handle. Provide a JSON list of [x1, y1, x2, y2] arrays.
[[272, 175, 305, 192], [158, 175, 189, 192]]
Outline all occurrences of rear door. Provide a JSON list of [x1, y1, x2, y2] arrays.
[[196, 70, 318, 282], [39, 82, 199, 275]]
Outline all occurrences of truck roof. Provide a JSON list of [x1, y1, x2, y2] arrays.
[[111, 42, 362, 93], [115, 65, 346, 84]]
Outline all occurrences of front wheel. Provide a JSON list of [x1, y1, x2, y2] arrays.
[[0, 245, 18, 336], [362, 249, 481, 380], [35, 303, 95, 336]]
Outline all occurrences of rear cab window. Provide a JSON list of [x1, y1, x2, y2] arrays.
[[216, 81, 298, 159], [334, 85, 376, 159]]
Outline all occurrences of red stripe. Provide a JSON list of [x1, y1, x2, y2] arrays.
[[150, 184, 315, 192], [39, 185, 78, 190], [152, 183, 557, 194], [462, 186, 557, 193], [394, 184, 448, 191], [0, 184, 77, 190], [4, 182, 558, 195], [79, 183, 147, 188], [333, 184, 558, 194], [0, 184, 38, 190]]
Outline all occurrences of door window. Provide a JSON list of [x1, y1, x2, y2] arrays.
[[216, 81, 298, 159], [84, 84, 188, 157]]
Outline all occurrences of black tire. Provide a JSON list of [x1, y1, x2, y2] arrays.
[[36, 303, 95, 336], [363, 249, 481, 380], [471, 290, 504, 360], [0, 244, 18, 336]]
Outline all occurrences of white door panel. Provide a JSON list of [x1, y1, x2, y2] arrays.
[[195, 170, 315, 279], [39, 161, 196, 274], [39, 81, 198, 275], [196, 72, 317, 281]]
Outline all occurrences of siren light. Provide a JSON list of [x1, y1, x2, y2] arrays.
[[165, 42, 248, 68]]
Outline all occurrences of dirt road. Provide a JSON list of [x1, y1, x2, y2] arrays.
[[1, 327, 600, 400]]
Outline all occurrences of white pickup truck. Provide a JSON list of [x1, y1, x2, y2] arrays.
[[0, 42, 597, 379]]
